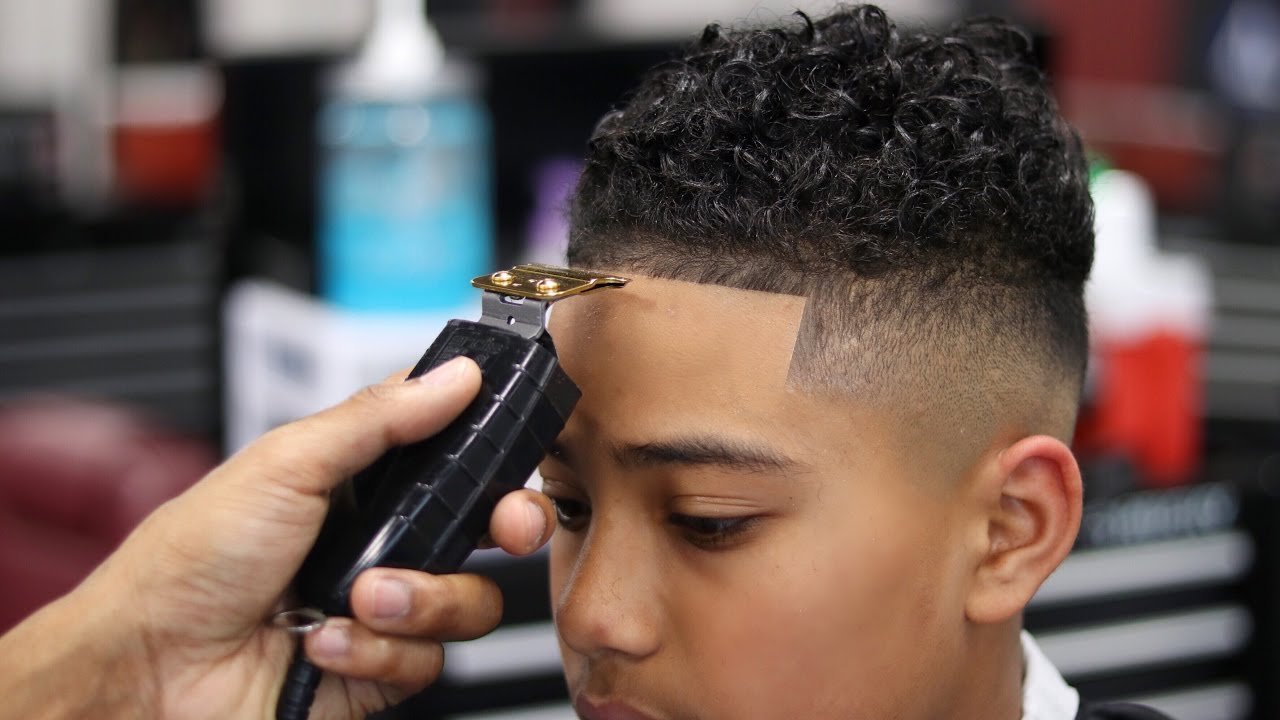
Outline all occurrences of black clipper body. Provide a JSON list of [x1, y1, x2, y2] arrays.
[[294, 318, 575, 615], [276, 265, 627, 720]]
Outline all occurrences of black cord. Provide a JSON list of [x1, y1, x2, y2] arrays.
[[276, 643, 323, 720]]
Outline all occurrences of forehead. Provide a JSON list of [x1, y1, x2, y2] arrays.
[[547, 276, 817, 442]]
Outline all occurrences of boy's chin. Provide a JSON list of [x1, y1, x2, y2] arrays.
[[567, 670, 687, 720], [573, 695, 668, 720]]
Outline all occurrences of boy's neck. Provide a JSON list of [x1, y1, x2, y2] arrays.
[[948, 622, 1025, 720]]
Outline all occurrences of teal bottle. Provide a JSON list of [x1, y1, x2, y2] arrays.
[[318, 0, 491, 311]]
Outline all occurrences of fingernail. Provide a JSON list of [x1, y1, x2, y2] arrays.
[[524, 498, 548, 554], [310, 623, 350, 659], [416, 357, 468, 387], [372, 577, 412, 619]]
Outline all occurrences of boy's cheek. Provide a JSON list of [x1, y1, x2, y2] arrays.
[[688, 532, 962, 717], [548, 501, 964, 720]]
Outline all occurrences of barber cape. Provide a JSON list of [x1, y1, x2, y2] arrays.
[[1021, 632, 1174, 720], [1075, 703, 1175, 719]]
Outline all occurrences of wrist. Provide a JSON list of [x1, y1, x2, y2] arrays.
[[0, 572, 156, 720]]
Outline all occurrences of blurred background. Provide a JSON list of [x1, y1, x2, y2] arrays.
[[0, 0, 1277, 718]]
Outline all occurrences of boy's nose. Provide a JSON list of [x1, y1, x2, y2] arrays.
[[552, 513, 663, 661]]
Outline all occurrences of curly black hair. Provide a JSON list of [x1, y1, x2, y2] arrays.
[[568, 5, 1095, 420]]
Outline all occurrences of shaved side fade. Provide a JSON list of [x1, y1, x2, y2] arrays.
[[567, 4, 1095, 442]]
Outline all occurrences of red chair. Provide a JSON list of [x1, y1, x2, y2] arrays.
[[0, 397, 215, 632]]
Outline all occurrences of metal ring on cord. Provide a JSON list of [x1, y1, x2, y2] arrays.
[[271, 608, 328, 635]]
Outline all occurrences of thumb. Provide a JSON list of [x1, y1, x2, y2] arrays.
[[231, 356, 482, 498]]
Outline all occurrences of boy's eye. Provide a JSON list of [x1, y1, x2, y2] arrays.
[[545, 495, 758, 549], [549, 496, 590, 532], [668, 514, 757, 550]]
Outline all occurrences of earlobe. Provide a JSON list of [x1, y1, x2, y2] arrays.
[[965, 435, 1083, 624]]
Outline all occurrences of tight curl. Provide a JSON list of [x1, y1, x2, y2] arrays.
[[569, 4, 1095, 384]]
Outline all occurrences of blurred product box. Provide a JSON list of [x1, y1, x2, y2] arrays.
[[222, 279, 472, 452]]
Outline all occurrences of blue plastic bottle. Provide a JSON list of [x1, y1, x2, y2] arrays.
[[318, 0, 491, 311]]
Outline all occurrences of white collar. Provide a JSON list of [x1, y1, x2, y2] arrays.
[[1021, 630, 1080, 720]]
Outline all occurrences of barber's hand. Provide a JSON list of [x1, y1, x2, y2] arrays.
[[0, 357, 556, 720]]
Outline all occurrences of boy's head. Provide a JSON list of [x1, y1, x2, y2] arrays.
[[542, 5, 1094, 719]]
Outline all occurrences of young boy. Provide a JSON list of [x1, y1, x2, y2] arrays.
[[0, 5, 1174, 720], [536, 4, 1171, 719]]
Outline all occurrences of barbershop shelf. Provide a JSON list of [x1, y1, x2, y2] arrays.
[[1166, 233, 1280, 423], [0, 236, 221, 437], [1026, 479, 1280, 720]]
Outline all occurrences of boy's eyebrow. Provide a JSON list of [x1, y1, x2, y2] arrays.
[[545, 436, 804, 475], [613, 436, 800, 474]]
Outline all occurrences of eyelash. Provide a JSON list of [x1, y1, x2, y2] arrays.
[[549, 496, 590, 532], [670, 514, 757, 549], [546, 496, 757, 550]]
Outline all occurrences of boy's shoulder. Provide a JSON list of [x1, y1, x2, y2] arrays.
[[1075, 702, 1175, 720]]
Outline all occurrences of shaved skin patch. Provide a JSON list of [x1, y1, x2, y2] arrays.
[[548, 275, 807, 396]]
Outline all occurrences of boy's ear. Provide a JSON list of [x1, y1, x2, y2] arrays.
[[965, 435, 1083, 624]]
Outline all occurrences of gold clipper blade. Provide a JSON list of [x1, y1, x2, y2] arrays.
[[472, 264, 630, 302]]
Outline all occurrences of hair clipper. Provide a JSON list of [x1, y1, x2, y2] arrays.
[[274, 264, 628, 720]]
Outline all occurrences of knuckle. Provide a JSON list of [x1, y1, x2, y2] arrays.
[[363, 636, 405, 679], [351, 381, 400, 407], [375, 684, 410, 709], [412, 576, 502, 637], [386, 641, 445, 689], [240, 423, 316, 482], [253, 421, 303, 459], [416, 577, 463, 630], [381, 367, 414, 384]]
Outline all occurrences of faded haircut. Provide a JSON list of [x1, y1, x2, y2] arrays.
[[567, 4, 1095, 431]]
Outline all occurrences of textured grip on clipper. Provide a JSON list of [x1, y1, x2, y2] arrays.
[[294, 319, 577, 617]]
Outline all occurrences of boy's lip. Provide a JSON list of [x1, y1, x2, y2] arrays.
[[573, 696, 661, 720]]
